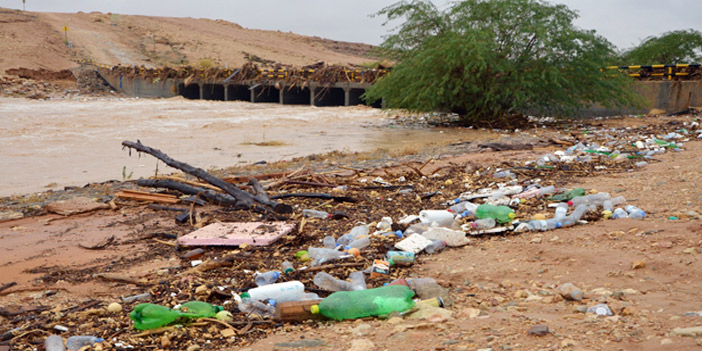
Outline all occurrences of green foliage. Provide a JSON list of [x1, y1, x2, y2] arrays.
[[122, 166, 133, 181], [621, 29, 702, 65], [364, 0, 643, 124]]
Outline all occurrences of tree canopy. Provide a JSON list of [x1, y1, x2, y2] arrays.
[[621, 29, 702, 65], [363, 0, 643, 125]]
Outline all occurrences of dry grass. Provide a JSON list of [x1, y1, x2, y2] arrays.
[[240, 140, 288, 147]]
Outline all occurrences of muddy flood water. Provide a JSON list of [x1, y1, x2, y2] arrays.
[[0, 97, 500, 197]]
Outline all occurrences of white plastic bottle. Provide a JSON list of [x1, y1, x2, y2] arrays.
[[255, 271, 281, 286], [244, 280, 306, 302], [66, 336, 104, 351], [312, 272, 352, 291], [419, 210, 455, 226], [349, 271, 367, 291]]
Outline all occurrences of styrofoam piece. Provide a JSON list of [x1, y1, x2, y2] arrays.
[[394, 234, 434, 254], [462, 224, 514, 236], [421, 227, 470, 247], [177, 222, 294, 246]]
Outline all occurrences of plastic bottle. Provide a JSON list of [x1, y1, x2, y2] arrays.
[[635, 161, 648, 167], [554, 203, 568, 219], [587, 304, 613, 316], [66, 336, 104, 351], [625, 205, 646, 219], [557, 283, 583, 301], [337, 224, 369, 246], [527, 218, 562, 231], [492, 170, 516, 179], [238, 298, 274, 317], [424, 239, 447, 254], [475, 204, 515, 224], [537, 186, 557, 196], [562, 204, 587, 227], [255, 271, 281, 286], [406, 277, 451, 303], [549, 188, 586, 202], [310, 285, 415, 321], [243, 281, 306, 303], [281, 261, 294, 275], [386, 251, 415, 266], [419, 210, 455, 226], [307, 247, 345, 265], [404, 223, 429, 236], [470, 218, 496, 230], [349, 271, 367, 291], [45, 335, 65, 351], [323, 235, 337, 249], [612, 208, 629, 219], [302, 209, 329, 219], [448, 201, 470, 213], [179, 301, 223, 318], [313, 272, 352, 291], [129, 303, 183, 330], [346, 236, 370, 250], [568, 193, 610, 207]]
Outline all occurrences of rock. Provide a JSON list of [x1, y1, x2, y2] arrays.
[[461, 308, 481, 319], [45, 197, 110, 216], [0, 211, 23, 221], [528, 324, 549, 336], [186, 345, 200, 351], [499, 280, 513, 289], [661, 338, 673, 345], [525, 294, 543, 302], [407, 304, 454, 322], [350, 323, 372, 336], [195, 285, 209, 295], [530, 236, 542, 243], [387, 316, 404, 324], [631, 260, 646, 269], [348, 339, 375, 351], [660, 241, 674, 248], [160, 335, 171, 348], [107, 302, 122, 313], [560, 338, 576, 347], [671, 326, 702, 337], [683, 247, 696, 254], [274, 339, 326, 348]]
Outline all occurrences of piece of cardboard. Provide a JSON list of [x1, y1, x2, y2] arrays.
[[177, 222, 294, 247]]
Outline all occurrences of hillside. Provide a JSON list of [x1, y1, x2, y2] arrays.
[[0, 7, 375, 73]]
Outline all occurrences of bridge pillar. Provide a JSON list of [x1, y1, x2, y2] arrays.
[[223, 85, 228, 101], [199, 84, 204, 100]]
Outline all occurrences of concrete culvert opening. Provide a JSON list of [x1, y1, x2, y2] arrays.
[[282, 86, 311, 105], [179, 83, 200, 100], [202, 84, 225, 101], [227, 84, 250, 102], [348, 88, 377, 107], [314, 87, 345, 107], [251, 85, 280, 103]]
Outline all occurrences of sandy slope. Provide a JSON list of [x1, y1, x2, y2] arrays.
[[0, 7, 375, 73]]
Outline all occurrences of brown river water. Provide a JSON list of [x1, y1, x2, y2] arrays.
[[0, 97, 498, 197]]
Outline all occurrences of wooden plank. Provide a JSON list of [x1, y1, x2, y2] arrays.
[[115, 191, 180, 204]]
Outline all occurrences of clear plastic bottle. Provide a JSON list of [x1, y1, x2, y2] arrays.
[[538, 186, 557, 196], [349, 271, 367, 291], [449, 201, 470, 213], [323, 235, 337, 249], [302, 209, 329, 218], [470, 218, 496, 230], [562, 204, 587, 227], [424, 240, 447, 254], [307, 247, 345, 265], [404, 223, 429, 236], [554, 203, 568, 219], [280, 261, 294, 275], [255, 271, 281, 286], [45, 335, 65, 351], [238, 298, 274, 317], [612, 208, 629, 219], [66, 336, 104, 351], [568, 193, 610, 207], [243, 281, 306, 302], [527, 218, 562, 231], [635, 161, 648, 167], [625, 205, 646, 219], [406, 278, 450, 302], [492, 170, 516, 179], [337, 224, 369, 246], [346, 236, 370, 250], [313, 272, 352, 291]]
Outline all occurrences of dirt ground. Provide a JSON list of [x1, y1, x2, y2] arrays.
[[1, 113, 701, 351]]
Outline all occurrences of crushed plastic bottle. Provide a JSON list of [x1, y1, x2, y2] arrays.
[[562, 204, 587, 227], [302, 209, 329, 219], [470, 218, 496, 230], [568, 193, 610, 207], [349, 271, 367, 291], [492, 170, 516, 179], [238, 298, 274, 317], [45, 335, 65, 351], [337, 224, 369, 246], [475, 204, 515, 223], [406, 277, 451, 303], [549, 188, 586, 202], [179, 301, 223, 318], [307, 247, 345, 266], [255, 271, 281, 286], [587, 304, 613, 316], [625, 205, 646, 219], [346, 236, 370, 250], [424, 239, 447, 254], [313, 272, 352, 291], [66, 336, 104, 351], [310, 285, 415, 321], [323, 235, 337, 249], [612, 208, 629, 219]]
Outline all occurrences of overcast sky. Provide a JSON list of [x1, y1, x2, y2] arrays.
[[5, 0, 702, 50]]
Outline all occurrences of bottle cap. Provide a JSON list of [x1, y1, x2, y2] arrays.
[[310, 305, 320, 314], [269, 299, 276, 307], [395, 230, 403, 238], [283, 267, 294, 274], [601, 210, 612, 219], [273, 271, 281, 279], [240, 292, 250, 299], [508, 212, 516, 219], [567, 200, 574, 206], [555, 222, 562, 228]]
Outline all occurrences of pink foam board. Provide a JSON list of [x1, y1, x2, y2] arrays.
[[177, 222, 294, 247]]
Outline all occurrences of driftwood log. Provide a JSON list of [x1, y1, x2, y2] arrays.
[[122, 140, 292, 213], [137, 179, 246, 208]]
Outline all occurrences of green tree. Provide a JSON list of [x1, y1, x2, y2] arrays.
[[363, 0, 643, 125], [621, 29, 702, 65]]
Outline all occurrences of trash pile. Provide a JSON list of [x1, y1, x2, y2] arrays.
[[2, 117, 700, 350]]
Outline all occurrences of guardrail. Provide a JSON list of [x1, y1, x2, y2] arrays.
[[607, 64, 701, 80]]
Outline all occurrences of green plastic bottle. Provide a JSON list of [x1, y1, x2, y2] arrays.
[[475, 204, 515, 224], [129, 303, 184, 330], [179, 301, 223, 318], [549, 188, 586, 202], [310, 285, 415, 321]]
